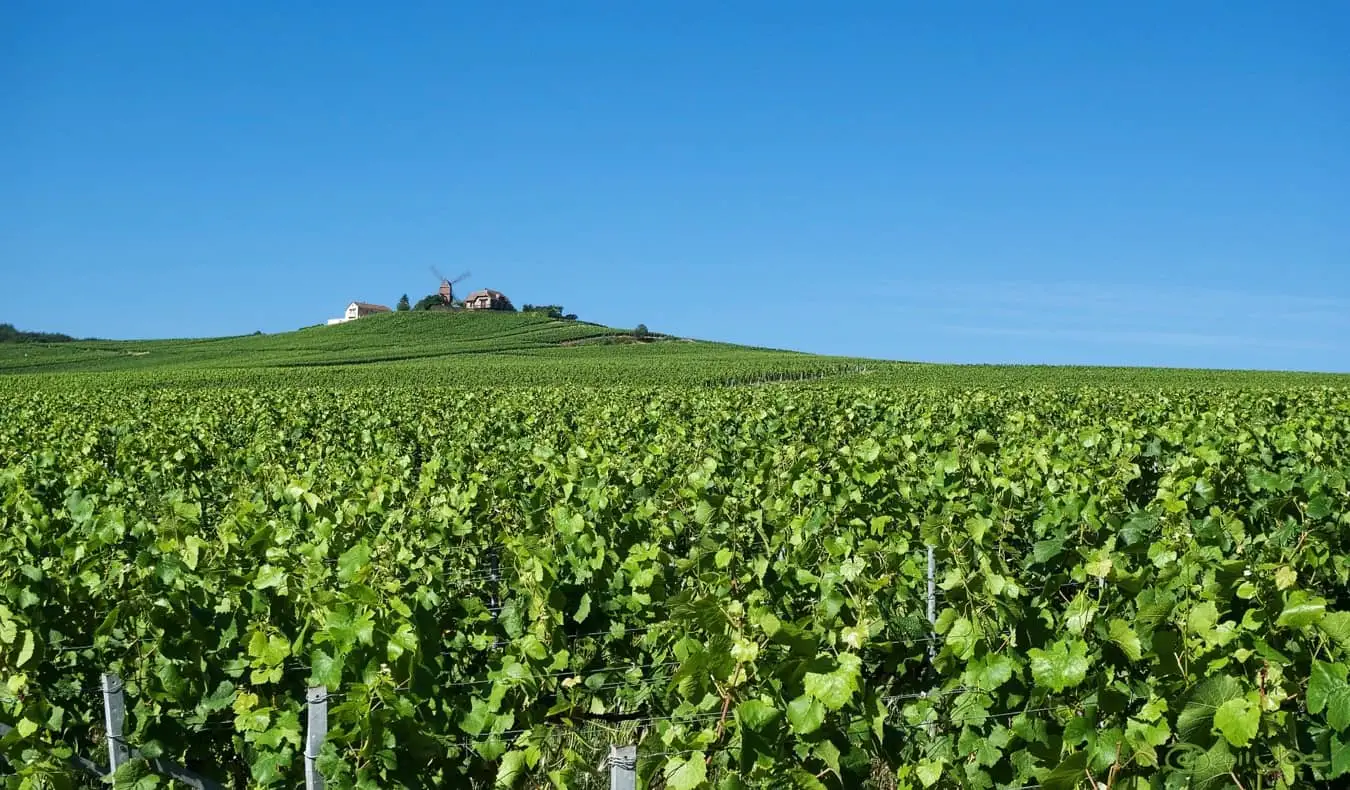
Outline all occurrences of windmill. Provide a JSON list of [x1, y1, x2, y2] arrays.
[[431, 268, 470, 306]]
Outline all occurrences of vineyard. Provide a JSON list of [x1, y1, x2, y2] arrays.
[[2, 380, 1350, 788]]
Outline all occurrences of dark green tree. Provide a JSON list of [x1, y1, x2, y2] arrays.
[[0, 323, 74, 343], [397, 294, 411, 311]]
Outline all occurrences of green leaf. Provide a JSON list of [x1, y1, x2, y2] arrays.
[[1027, 639, 1092, 693], [1064, 592, 1096, 635], [573, 593, 591, 624], [1321, 612, 1350, 647], [787, 768, 826, 790], [1032, 538, 1064, 564], [813, 740, 841, 777], [1309, 661, 1350, 730], [16, 717, 39, 738], [1180, 740, 1236, 790], [965, 653, 1016, 691], [15, 630, 34, 667], [1278, 591, 1327, 629], [945, 616, 978, 658], [1177, 676, 1243, 742], [337, 542, 371, 583], [664, 753, 708, 790], [1107, 619, 1142, 661], [247, 630, 290, 667], [914, 760, 944, 787], [495, 750, 526, 788], [736, 699, 780, 730], [1331, 734, 1350, 779], [1187, 602, 1219, 635], [387, 622, 418, 661], [803, 653, 861, 710], [1213, 697, 1260, 747], [1042, 752, 1089, 790], [1307, 494, 1333, 520], [253, 564, 285, 590], [786, 695, 825, 735], [309, 650, 341, 689], [461, 698, 494, 736]]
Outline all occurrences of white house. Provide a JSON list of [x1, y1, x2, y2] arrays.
[[327, 301, 392, 325]]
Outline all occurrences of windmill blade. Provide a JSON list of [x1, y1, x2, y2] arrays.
[[430, 266, 448, 282], [451, 270, 471, 284]]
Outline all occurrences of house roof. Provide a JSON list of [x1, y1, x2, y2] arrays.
[[349, 302, 391, 312], [466, 289, 506, 300]]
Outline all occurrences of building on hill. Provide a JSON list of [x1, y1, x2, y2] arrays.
[[464, 289, 513, 311], [327, 301, 392, 325]]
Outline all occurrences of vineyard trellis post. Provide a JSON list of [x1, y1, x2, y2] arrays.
[[925, 545, 935, 626], [609, 745, 637, 790], [926, 545, 937, 659], [306, 686, 328, 790], [101, 672, 129, 775]]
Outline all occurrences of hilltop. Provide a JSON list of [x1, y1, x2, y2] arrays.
[[2, 311, 1348, 388], [0, 311, 859, 386]]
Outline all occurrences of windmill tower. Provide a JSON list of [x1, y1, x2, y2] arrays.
[[431, 268, 470, 306]]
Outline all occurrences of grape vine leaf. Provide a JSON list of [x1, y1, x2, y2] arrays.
[[787, 695, 826, 734], [803, 653, 861, 710], [914, 760, 943, 787], [1028, 640, 1091, 692], [664, 753, 708, 790], [1213, 697, 1260, 747], [496, 750, 526, 788], [1177, 676, 1243, 742], [337, 542, 371, 583], [1331, 735, 1350, 779], [1107, 619, 1143, 661], [736, 699, 780, 730], [1308, 661, 1350, 731], [1277, 591, 1326, 630], [1041, 752, 1089, 790]]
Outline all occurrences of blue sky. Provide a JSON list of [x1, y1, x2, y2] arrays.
[[2, 1, 1347, 370]]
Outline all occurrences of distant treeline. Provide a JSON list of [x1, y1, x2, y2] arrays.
[[0, 323, 76, 343]]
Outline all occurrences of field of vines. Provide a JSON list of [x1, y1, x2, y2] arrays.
[[2, 382, 1349, 789]]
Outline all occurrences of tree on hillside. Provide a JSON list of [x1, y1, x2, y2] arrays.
[[634, 324, 649, 339], [0, 323, 75, 343], [413, 294, 444, 311], [522, 304, 578, 319], [397, 294, 411, 311]]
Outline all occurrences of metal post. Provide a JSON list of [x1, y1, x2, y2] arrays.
[[609, 745, 637, 790], [305, 686, 328, 790], [926, 546, 936, 627], [101, 673, 129, 776], [926, 546, 937, 661], [490, 548, 500, 615]]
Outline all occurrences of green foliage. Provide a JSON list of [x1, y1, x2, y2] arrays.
[[397, 294, 411, 311], [521, 304, 566, 318], [1, 382, 1349, 788], [0, 322, 75, 343], [413, 293, 445, 311]]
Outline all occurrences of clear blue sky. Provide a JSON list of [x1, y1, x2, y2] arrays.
[[2, 1, 1347, 370]]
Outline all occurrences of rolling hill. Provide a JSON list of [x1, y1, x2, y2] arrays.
[[1, 310, 1347, 388]]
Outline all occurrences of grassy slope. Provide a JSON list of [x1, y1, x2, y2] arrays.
[[1, 311, 1347, 387], [0, 312, 854, 386]]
